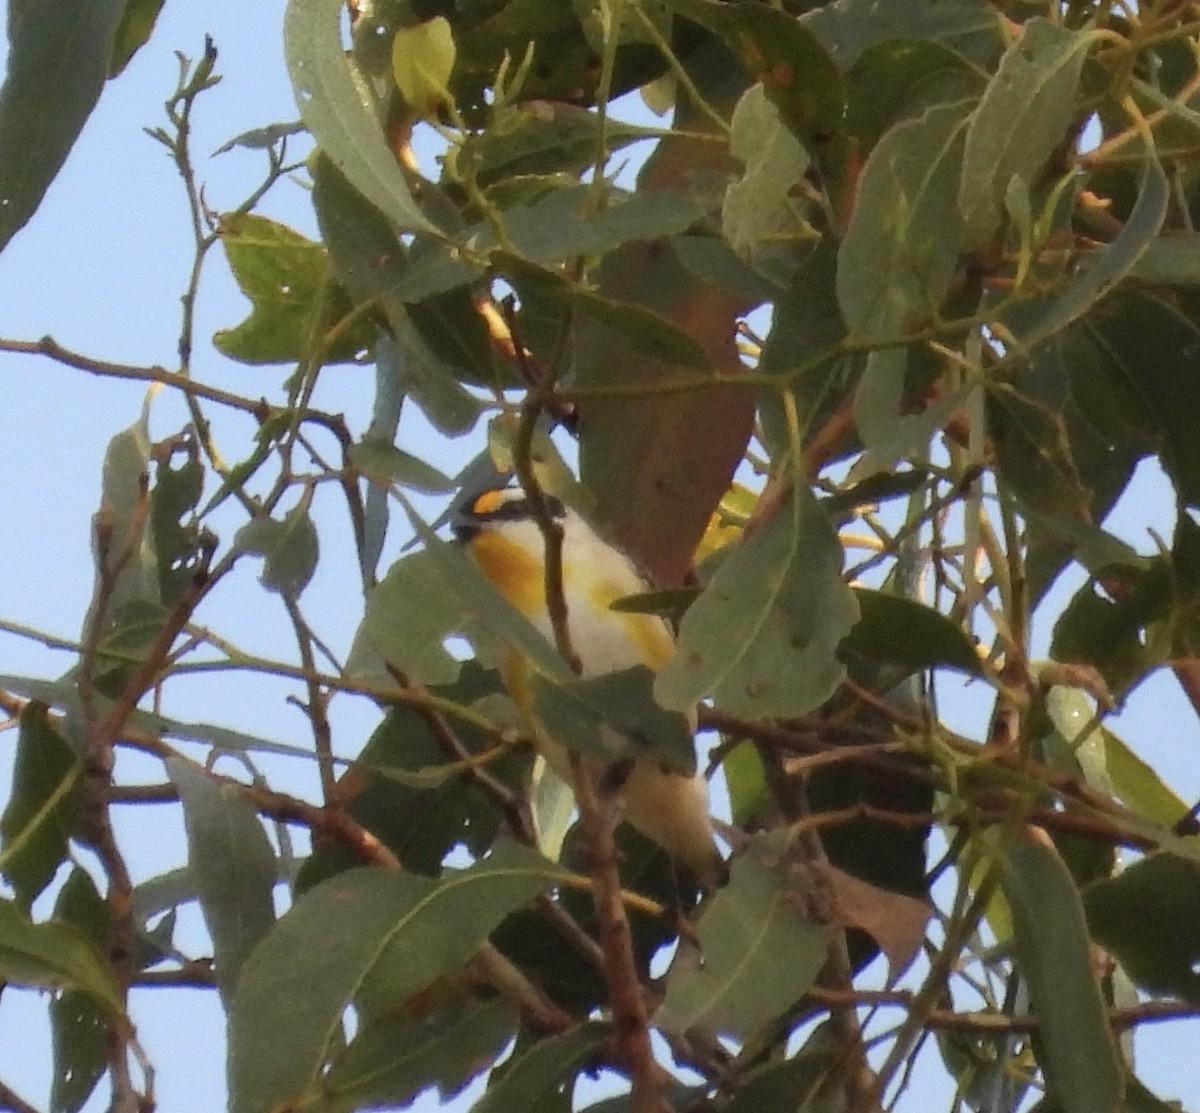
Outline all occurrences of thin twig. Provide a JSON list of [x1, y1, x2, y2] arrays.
[[569, 751, 672, 1113], [0, 335, 269, 416], [282, 590, 337, 806]]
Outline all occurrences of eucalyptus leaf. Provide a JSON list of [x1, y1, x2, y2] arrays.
[[531, 665, 696, 773], [470, 1022, 611, 1113], [0, 899, 123, 1017], [656, 485, 858, 717], [1084, 853, 1200, 1004], [168, 759, 277, 1005], [50, 870, 109, 1113], [284, 0, 437, 235], [660, 834, 828, 1039], [837, 97, 972, 342], [0, 0, 126, 253], [229, 841, 568, 1113], [1002, 836, 1123, 1113], [959, 19, 1088, 249], [0, 702, 80, 907], [234, 504, 320, 596]]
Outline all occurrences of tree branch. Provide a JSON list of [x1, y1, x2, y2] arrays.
[[570, 751, 672, 1113]]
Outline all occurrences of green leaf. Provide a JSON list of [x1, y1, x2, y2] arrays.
[[496, 187, 704, 266], [214, 213, 373, 365], [837, 97, 972, 342], [497, 252, 712, 371], [1001, 836, 1123, 1113], [959, 19, 1089, 249], [167, 759, 277, 1006], [234, 503, 319, 596], [400, 502, 573, 683], [350, 549, 469, 687], [311, 156, 485, 435], [229, 841, 568, 1113], [988, 383, 1091, 519], [723, 83, 811, 254], [300, 663, 514, 885], [50, 870, 109, 1113], [851, 348, 976, 473], [108, 0, 165, 76], [1084, 854, 1200, 1004], [660, 833, 829, 1039], [0, 0, 125, 254], [470, 1022, 611, 1113], [98, 407, 158, 612], [391, 16, 456, 117], [320, 993, 516, 1113], [655, 485, 859, 717], [463, 102, 661, 185], [844, 588, 983, 676], [531, 666, 696, 774], [1102, 727, 1190, 828], [662, 0, 844, 148], [215, 120, 306, 155], [1051, 570, 1169, 696], [349, 438, 453, 495], [804, 0, 1005, 71], [1077, 288, 1200, 509], [1041, 685, 1111, 795], [724, 1043, 841, 1113], [844, 38, 986, 152], [1003, 156, 1169, 352], [1130, 234, 1200, 284], [0, 899, 123, 1016], [284, 0, 437, 235], [150, 442, 205, 605], [722, 741, 770, 828], [0, 702, 80, 907]]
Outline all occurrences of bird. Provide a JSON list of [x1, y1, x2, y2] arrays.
[[453, 486, 723, 886]]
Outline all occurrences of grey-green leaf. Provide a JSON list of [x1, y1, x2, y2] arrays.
[[1001, 836, 1123, 1113], [0, 702, 80, 907], [655, 485, 859, 717], [470, 1022, 611, 1113], [350, 548, 469, 687], [723, 83, 811, 254], [234, 504, 319, 596], [1084, 853, 1200, 1004], [959, 19, 1088, 249], [0, 899, 123, 1016], [1003, 155, 1169, 352], [0, 0, 126, 254], [837, 98, 972, 342], [284, 0, 437, 236], [167, 759, 277, 1006], [228, 841, 568, 1113], [50, 869, 109, 1113], [320, 994, 517, 1113], [531, 665, 696, 774], [660, 834, 828, 1039]]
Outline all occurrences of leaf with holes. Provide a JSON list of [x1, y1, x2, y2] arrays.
[[215, 213, 373, 365]]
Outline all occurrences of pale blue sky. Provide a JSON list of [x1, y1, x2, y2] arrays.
[[1, 3, 1198, 1111]]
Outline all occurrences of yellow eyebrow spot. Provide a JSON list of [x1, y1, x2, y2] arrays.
[[469, 531, 544, 612], [473, 489, 507, 516]]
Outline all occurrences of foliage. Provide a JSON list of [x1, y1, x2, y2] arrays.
[[5, 1, 1200, 1111]]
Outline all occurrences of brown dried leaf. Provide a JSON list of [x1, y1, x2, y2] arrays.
[[812, 861, 931, 979]]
